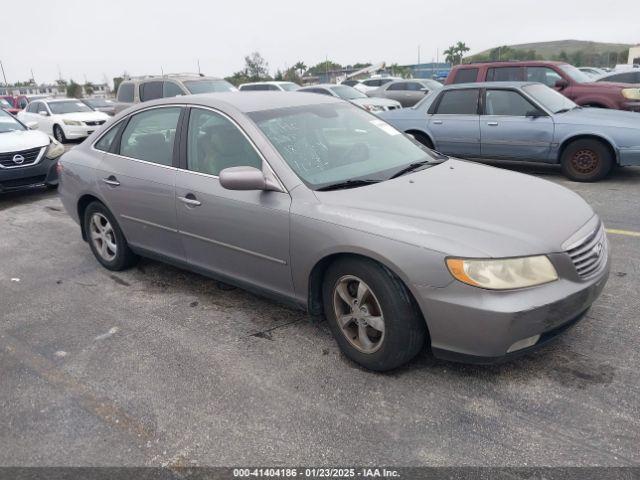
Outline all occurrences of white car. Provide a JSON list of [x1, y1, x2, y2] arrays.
[[0, 109, 65, 192], [353, 77, 401, 94], [239, 81, 300, 91], [17, 98, 110, 143], [298, 84, 402, 113]]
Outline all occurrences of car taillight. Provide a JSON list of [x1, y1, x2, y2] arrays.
[[56, 162, 63, 176]]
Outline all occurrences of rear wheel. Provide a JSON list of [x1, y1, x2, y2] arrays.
[[53, 125, 67, 143], [83, 201, 137, 271], [322, 257, 427, 371], [560, 139, 613, 182]]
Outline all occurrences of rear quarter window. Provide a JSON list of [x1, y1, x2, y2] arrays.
[[117, 83, 135, 102], [452, 68, 479, 84]]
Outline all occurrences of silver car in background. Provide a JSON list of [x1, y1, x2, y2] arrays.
[[367, 79, 443, 107], [58, 92, 609, 371], [298, 84, 401, 113]]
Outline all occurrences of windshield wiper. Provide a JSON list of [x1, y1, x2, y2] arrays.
[[389, 160, 434, 179], [316, 179, 380, 191]]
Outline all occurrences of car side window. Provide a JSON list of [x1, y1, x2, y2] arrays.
[[405, 82, 423, 91], [163, 81, 184, 98], [452, 68, 479, 84], [95, 123, 122, 152], [19, 97, 29, 109], [118, 107, 181, 166], [434, 89, 479, 115], [526, 67, 562, 87], [387, 82, 406, 91], [117, 83, 134, 102], [484, 90, 536, 116], [140, 81, 163, 102], [187, 108, 262, 176], [26, 102, 38, 113], [487, 67, 525, 82]]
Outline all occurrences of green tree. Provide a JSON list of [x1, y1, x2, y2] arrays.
[[443, 46, 459, 65], [113, 77, 124, 92], [66, 80, 82, 98], [293, 61, 307, 77], [84, 82, 95, 95], [456, 41, 471, 62], [244, 52, 270, 81], [307, 60, 342, 77]]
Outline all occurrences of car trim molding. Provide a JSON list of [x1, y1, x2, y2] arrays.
[[120, 214, 287, 265]]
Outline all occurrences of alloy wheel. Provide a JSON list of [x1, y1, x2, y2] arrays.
[[89, 213, 117, 262], [332, 275, 385, 354]]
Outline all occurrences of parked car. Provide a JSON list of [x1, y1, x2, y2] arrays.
[[82, 97, 117, 116], [115, 74, 237, 113], [366, 79, 442, 107], [59, 92, 609, 371], [17, 98, 110, 143], [380, 81, 640, 182], [0, 96, 21, 115], [445, 61, 640, 111], [578, 67, 608, 78], [0, 108, 65, 192], [341, 79, 361, 87], [298, 84, 401, 112], [239, 81, 299, 91], [353, 77, 400, 94], [597, 70, 640, 84]]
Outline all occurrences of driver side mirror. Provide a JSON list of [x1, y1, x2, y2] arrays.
[[525, 109, 546, 118], [219, 166, 281, 192], [38, 110, 49, 117], [554, 79, 569, 90], [26, 121, 39, 130]]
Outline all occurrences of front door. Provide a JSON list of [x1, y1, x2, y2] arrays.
[[480, 88, 554, 160], [427, 88, 481, 157], [175, 107, 293, 297], [96, 106, 184, 261]]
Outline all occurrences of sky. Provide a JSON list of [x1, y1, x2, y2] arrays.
[[1, 0, 639, 86]]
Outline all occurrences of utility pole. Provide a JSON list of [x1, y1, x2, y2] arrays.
[[30, 68, 36, 84], [0, 60, 8, 86], [197, 59, 201, 75], [418, 45, 421, 65]]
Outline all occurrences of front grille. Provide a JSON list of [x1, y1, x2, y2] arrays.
[[0, 147, 44, 168], [84, 120, 106, 127], [567, 223, 607, 279]]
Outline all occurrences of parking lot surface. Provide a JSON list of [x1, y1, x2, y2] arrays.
[[1, 156, 639, 467]]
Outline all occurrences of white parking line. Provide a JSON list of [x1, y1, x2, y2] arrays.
[[606, 229, 640, 238]]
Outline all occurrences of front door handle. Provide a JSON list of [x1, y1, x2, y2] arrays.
[[487, 121, 499, 126], [433, 120, 443, 125], [178, 194, 201, 207], [102, 176, 120, 187]]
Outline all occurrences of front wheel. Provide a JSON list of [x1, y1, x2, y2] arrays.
[[409, 131, 434, 149], [560, 139, 613, 182], [322, 257, 427, 371], [53, 124, 67, 143]]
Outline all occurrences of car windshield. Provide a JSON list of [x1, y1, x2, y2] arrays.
[[0, 99, 12, 109], [329, 85, 367, 100], [249, 102, 440, 189], [0, 109, 25, 133], [183, 79, 236, 94], [523, 84, 578, 113], [86, 98, 112, 107], [559, 64, 593, 84], [49, 101, 93, 114], [279, 83, 299, 91]]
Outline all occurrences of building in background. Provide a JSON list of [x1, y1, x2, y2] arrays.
[[629, 45, 640, 65], [0, 83, 109, 98]]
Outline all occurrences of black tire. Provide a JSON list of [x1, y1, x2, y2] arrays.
[[322, 257, 427, 371], [560, 139, 613, 182], [83, 201, 138, 271], [53, 125, 67, 143], [410, 131, 434, 149]]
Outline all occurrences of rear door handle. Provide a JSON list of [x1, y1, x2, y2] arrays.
[[433, 120, 443, 125], [178, 194, 201, 207], [102, 176, 120, 187], [487, 121, 499, 126]]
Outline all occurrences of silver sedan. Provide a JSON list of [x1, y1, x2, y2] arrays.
[[58, 92, 609, 371]]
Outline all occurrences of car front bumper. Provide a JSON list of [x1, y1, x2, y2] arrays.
[[0, 155, 59, 192], [62, 124, 98, 139], [413, 251, 610, 364], [622, 101, 640, 112]]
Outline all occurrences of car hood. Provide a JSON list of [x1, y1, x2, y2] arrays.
[[351, 97, 401, 108], [555, 107, 640, 128], [56, 111, 110, 122], [0, 129, 50, 153], [313, 159, 594, 258]]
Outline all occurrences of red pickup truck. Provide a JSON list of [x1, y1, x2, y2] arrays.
[[445, 61, 640, 112], [0, 95, 21, 115]]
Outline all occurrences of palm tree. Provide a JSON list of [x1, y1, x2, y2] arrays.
[[444, 46, 458, 65], [456, 42, 470, 64], [294, 61, 307, 77]]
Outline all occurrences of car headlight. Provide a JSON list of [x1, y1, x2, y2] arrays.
[[445, 255, 558, 290], [363, 104, 384, 112], [45, 137, 65, 159], [621, 88, 640, 100], [63, 119, 83, 126]]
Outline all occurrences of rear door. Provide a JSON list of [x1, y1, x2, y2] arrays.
[[480, 88, 553, 160], [427, 88, 481, 156], [96, 106, 185, 261]]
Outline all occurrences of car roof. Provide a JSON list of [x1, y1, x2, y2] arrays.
[[441, 81, 538, 90], [44, 98, 83, 103], [300, 84, 339, 89], [141, 91, 342, 113], [455, 60, 566, 68], [240, 81, 298, 86], [123, 75, 224, 84]]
